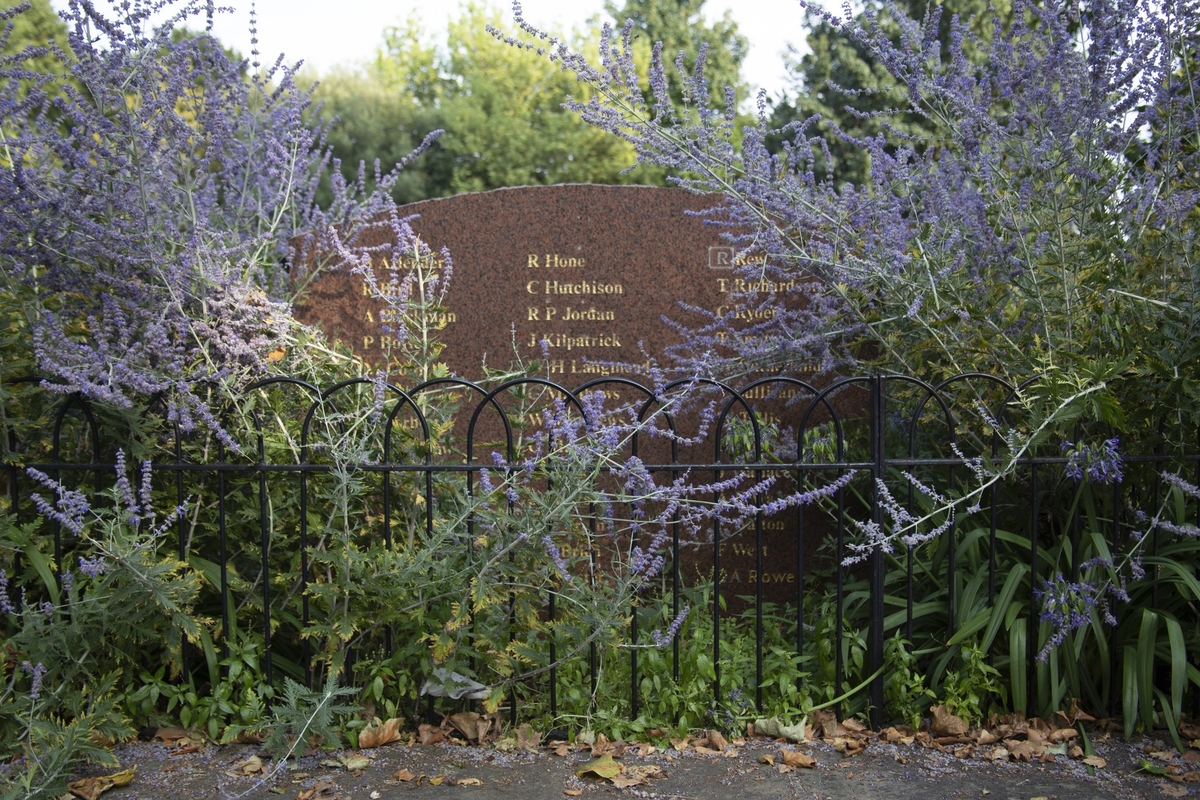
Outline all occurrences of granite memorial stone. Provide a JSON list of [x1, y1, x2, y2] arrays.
[[296, 184, 836, 606]]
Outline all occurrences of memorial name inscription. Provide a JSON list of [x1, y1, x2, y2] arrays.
[[295, 184, 826, 604]]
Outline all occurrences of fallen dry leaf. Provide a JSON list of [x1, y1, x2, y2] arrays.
[[1160, 782, 1189, 798], [228, 755, 266, 777], [358, 718, 403, 749], [635, 742, 655, 757], [832, 737, 865, 757], [758, 753, 775, 766], [977, 729, 999, 746], [953, 745, 974, 759], [671, 736, 690, 752], [1007, 740, 1039, 762], [340, 753, 372, 771], [152, 727, 191, 743], [590, 732, 612, 757], [780, 749, 817, 769], [455, 777, 483, 786], [609, 764, 664, 789], [267, 346, 287, 363], [295, 780, 338, 800], [1069, 745, 1084, 759], [989, 747, 1010, 762], [393, 769, 416, 782], [449, 712, 495, 744], [553, 743, 571, 757], [68, 767, 136, 800], [1049, 728, 1078, 743], [418, 723, 446, 745], [841, 717, 867, 733], [576, 753, 622, 781], [564, 791, 582, 797], [515, 724, 542, 751], [931, 705, 969, 737], [1082, 756, 1107, 769], [882, 727, 915, 745], [708, 729, 729, 752], [429, 776, 445, 786], [776, 763, 794, 774]]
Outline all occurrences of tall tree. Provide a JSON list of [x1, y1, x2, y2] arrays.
[[770, 0, 1002, 187], [311, 67, 449, 206], [1, 0, 72, 104], [314, 5, 655, 201], [603, 0, 747, 109]]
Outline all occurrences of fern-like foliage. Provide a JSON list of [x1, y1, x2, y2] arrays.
[[263, 673, 359, 761]]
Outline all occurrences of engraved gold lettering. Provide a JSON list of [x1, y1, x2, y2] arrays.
[[365, 309, 375, 323], [570, 360, 621, 376], [363, 335, 375, 350], [746, 570, 795, 584], [542, 280, 623, 295], [528, 307, 540, 321], [563, 306, 615, 322], [528, 253, 586, 268], [545, 307, 557, 321], [530, 333, 622, 350], [526, 280, 538, 294], [715, 305, 777, 321]]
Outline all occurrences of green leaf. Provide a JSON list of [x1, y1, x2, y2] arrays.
[[982, 564, 1027, 652], [1137, 611, 1159, 730], [1165, 617, 1186, 724], [1008, 623, 1026, 715], [22, 543, 59, 607], [1123, 645, 1139, 740]]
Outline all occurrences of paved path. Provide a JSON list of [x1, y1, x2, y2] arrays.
[[101, 733, 1186, 800]]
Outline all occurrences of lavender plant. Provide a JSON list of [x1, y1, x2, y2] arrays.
[[0, 0, 426, 449], [504, 0, 1200, 727], [0, 453, 199, 798]]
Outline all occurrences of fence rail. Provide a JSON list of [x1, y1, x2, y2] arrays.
[[4, 372, 1197, 728]]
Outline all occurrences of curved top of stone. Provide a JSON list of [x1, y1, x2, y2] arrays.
[[295, 183, 738, 381]]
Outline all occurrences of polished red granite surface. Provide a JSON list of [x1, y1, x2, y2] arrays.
[[296, 184, 737, 380]]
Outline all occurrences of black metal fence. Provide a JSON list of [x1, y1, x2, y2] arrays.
[[4, 372, 1196, 727]]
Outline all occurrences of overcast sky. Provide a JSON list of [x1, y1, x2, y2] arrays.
[[48, 0, 817, 97]]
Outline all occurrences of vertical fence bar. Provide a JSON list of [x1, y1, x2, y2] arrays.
[[868, 375, 886, 727], [218, 444, 230, 663], [258, 459, 273, 685], [1027, 463, 1039, 715], [299, 433, 312, 689], [174, 425, 189, 677], [795, 473, 805, 663], [712, 486, 722, 706]]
